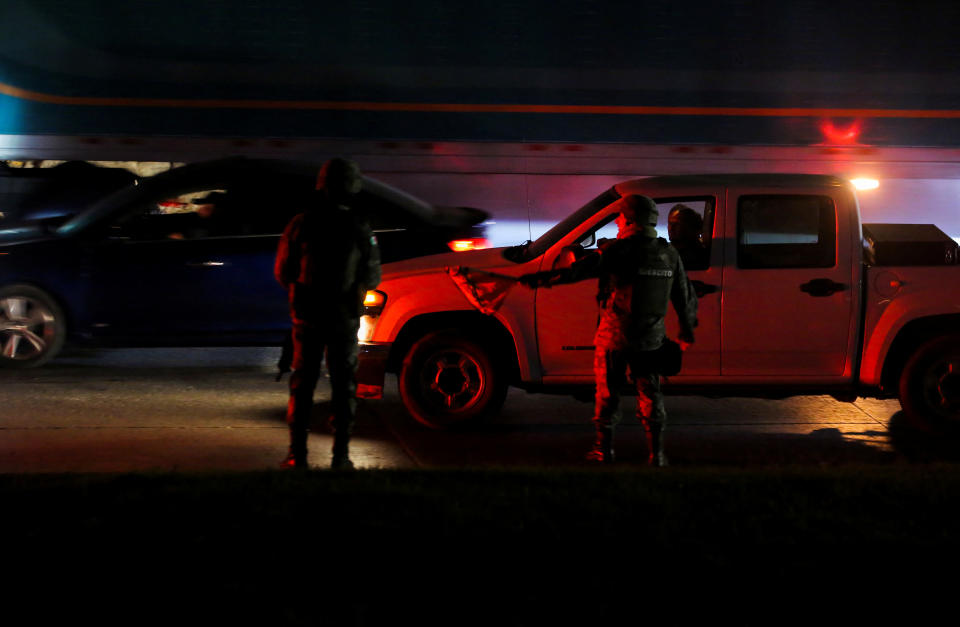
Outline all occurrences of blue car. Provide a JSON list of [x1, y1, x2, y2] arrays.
[[0, 157, 488, 368]]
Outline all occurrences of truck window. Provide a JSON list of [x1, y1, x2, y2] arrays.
[[737, 195, 836, 269], [660, 197, 713, 270], [587, 196, 715, 270]]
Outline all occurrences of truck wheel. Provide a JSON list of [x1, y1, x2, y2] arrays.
[[0, 285, 66, 369], [898, 335, 960, 433], [399, 331, 508, 429]]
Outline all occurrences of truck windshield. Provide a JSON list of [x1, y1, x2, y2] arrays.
[[515, 187, 621, 262]]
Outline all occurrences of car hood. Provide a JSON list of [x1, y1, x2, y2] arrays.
[[382, 246, 514, 278]]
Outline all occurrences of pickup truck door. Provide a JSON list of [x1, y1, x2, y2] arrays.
[[536, 193, 723, 381], [720, 189, 854, 377]]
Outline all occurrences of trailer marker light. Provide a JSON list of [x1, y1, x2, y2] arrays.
[[851, 178, 879, 190]]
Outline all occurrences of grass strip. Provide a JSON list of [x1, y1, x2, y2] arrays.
[[3, 465, 957, 622]]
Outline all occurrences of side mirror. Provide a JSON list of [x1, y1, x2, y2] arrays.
[[580, 231, 596, 248], [552, 246, 579, 271]]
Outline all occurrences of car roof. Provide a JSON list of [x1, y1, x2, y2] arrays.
[[616, 173, 850, 195]]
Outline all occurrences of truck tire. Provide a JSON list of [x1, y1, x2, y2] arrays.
[[399, 330, 508, 429], [0, 284, 67, 369], [898, 335, 960, 433]]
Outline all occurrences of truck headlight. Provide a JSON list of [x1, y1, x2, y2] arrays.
[[362, 290, 386, 316]]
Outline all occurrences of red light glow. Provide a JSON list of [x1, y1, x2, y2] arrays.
[[363, 291, 385, 307], [819, 119, 863, 145], [448, 238, 491, 252]]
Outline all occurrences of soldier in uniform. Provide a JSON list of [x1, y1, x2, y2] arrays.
[[274, 158, 381, 469], [520, 195, 697, 465]]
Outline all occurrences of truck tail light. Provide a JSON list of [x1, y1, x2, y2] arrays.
[[157, 200, 189, 211], [448, 238, 491, 252]]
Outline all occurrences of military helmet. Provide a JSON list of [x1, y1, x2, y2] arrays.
[[316, 157, 362, 196], [618, 195, 659, 237]]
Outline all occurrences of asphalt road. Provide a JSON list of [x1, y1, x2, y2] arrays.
[[2, 346, 954, 473]]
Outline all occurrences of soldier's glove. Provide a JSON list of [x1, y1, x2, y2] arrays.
[[517, 275, 537, 289]]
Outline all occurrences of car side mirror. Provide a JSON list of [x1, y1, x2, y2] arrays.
[[552, 245, 579, 271], [580, 231, 596, 248]]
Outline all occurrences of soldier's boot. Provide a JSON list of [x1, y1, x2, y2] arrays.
[[586, 425, 615, 463], [643, 421, 668, 467], [331, 431, 354, 470], [283, 367, 317, 469], [280, 427, 309, 469]]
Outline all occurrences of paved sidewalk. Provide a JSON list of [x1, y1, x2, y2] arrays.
[[0, 363, 416, 472]]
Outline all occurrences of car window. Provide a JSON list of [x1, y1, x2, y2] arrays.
[[89, 164, 426, 243], [523, 187, 621, 260], [0, 171, 58, 221], [104, 189, 242, 241], [102, 181, 311, 241], [659, 196, 714, 270], [353, 189, 423, 231], [586, 213, 618, 248], [579, 195, 715, 271], [737, 194, 836, 269], [155, 189, 236, 240]]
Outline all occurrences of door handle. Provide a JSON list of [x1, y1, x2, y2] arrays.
[[186, 261, 227, 267], [690, 280, 719, 298], [800, 278, 847, 297]]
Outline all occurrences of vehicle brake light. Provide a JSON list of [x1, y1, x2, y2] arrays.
[[820, 119, 862, 145], [448, 238, 491, 252], [157, 200, 190, 212]]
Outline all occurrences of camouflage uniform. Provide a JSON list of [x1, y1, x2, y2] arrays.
[[274, 158, 381, 469], [526, 195, 697, 465]]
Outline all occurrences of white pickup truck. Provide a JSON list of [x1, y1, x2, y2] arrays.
[[357, 174, 960, 433]]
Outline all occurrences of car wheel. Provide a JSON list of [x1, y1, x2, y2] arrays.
[[898, 335, 960, 433], [0, 285, 66, 369], [399, 331, 508, 429]]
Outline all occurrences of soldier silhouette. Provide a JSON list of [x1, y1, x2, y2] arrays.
[[274, 158, 381, 469], [520, 195, 697, 465]]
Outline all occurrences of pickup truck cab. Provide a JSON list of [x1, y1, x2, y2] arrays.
[[358, 174, 960, 433]]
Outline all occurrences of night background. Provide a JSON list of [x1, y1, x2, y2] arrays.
[[2, 1, 960, 624]]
